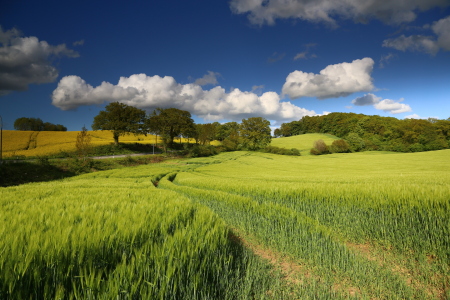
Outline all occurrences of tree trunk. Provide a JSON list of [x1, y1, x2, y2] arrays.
[[113, 132, 119, 146]]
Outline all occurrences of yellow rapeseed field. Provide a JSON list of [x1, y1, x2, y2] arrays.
[[2, 130, 161, 157]]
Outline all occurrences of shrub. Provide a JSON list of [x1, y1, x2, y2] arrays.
[[262, 146, 300, 156], [330, 139, 351, 153], [290, 148, 301, 156], [311, 139, 330, 155], [188, 145, 218, 157]]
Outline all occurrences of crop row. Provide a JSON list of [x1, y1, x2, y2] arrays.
[[159, 150, 450, 299], [0, 166, 287, 299]]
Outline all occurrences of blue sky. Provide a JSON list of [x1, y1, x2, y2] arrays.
[[1, 0, 449, 131]]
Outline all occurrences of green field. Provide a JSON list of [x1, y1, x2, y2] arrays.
[[271, 133, 340, 155], [1, 149, 449, 299]]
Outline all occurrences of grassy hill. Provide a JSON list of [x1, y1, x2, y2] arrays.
[[271, 133, 341, 155]]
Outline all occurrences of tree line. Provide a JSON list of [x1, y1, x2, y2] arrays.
[[275, 112, 450, 152], [92, 102, 272, 152], [14, 117, 67, 131]]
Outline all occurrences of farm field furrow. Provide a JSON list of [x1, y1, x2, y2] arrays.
[[1, 149, 449, 299], [0, 165, 290, 299], [161, 150, 450, 299]]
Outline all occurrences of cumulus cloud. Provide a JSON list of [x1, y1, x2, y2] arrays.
[[282, 57, 374, 100], [229, 0, 449, 26], [52, 73, 319, 122], [374, 98, 412, 114], [382, 15, 450, 55], [352, 93, 381, 106], [405, 114, 421, 119], [0, 26, 79, 95], [352, 93, 412, 114], [194, 71, 221, 86]]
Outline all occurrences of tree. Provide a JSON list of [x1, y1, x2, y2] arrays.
[[146, 108, 195, 152], [239, 117, 271, 150], [76, 126, 92, 160], [196, 123, 217, 145], [346, 132, 365, 152], [92, 102, 146, 145], [14, 117, 67, 131], [216, 122, 239, 141]]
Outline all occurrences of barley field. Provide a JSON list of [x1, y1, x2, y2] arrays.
[[271, 133, 340, 155], [1, 149, 449, 298]]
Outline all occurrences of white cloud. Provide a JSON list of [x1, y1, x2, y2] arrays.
[[352, 93, 412, 114], [194, 71, 221, 86], [405, 114, 421, 119], [52, 73, 318, 122], [352, 93, 381, 106], [0, 26, 79, 95], [229, 0, 449, 26], [282, 57, 374, 100], [374, 98, 412, 114], [382, 35, 439, 55]]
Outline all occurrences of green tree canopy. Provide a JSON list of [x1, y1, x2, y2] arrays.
[[146, 108, 195, 151], [239, 117, 271, 150], [92, 102, 146, 145], [14, 117, 67, 131]]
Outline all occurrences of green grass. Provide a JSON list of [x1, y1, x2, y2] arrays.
[[271, 133, 341, 155]]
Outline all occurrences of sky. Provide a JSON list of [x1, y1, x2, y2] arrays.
[[1, 0, 449, 131]]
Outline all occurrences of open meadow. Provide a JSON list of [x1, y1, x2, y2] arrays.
[[1, 141, 449, 298], [271, 133, 340, 155]]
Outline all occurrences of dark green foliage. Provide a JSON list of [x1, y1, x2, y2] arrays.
[[310, 139, 330, 155], [188, 145, 218, 157], [215, 122, 239, 141], [263, 146, 300, 156], [92, 102, 147, 145], [240, 117, 271, 150], [14, 117, 67, 131], [346, 133, 365, 152], [195, 123, 217, 145], [277, 113, 450, 153], [330, 139, 351, 153], [146, 108, 196, 152]]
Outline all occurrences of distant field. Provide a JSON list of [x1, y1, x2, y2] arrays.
[[2, 130, 191, 157], [271, 133, 340, 155]]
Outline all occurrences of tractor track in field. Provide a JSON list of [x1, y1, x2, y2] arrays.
[[228, 229, 362, 298]]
